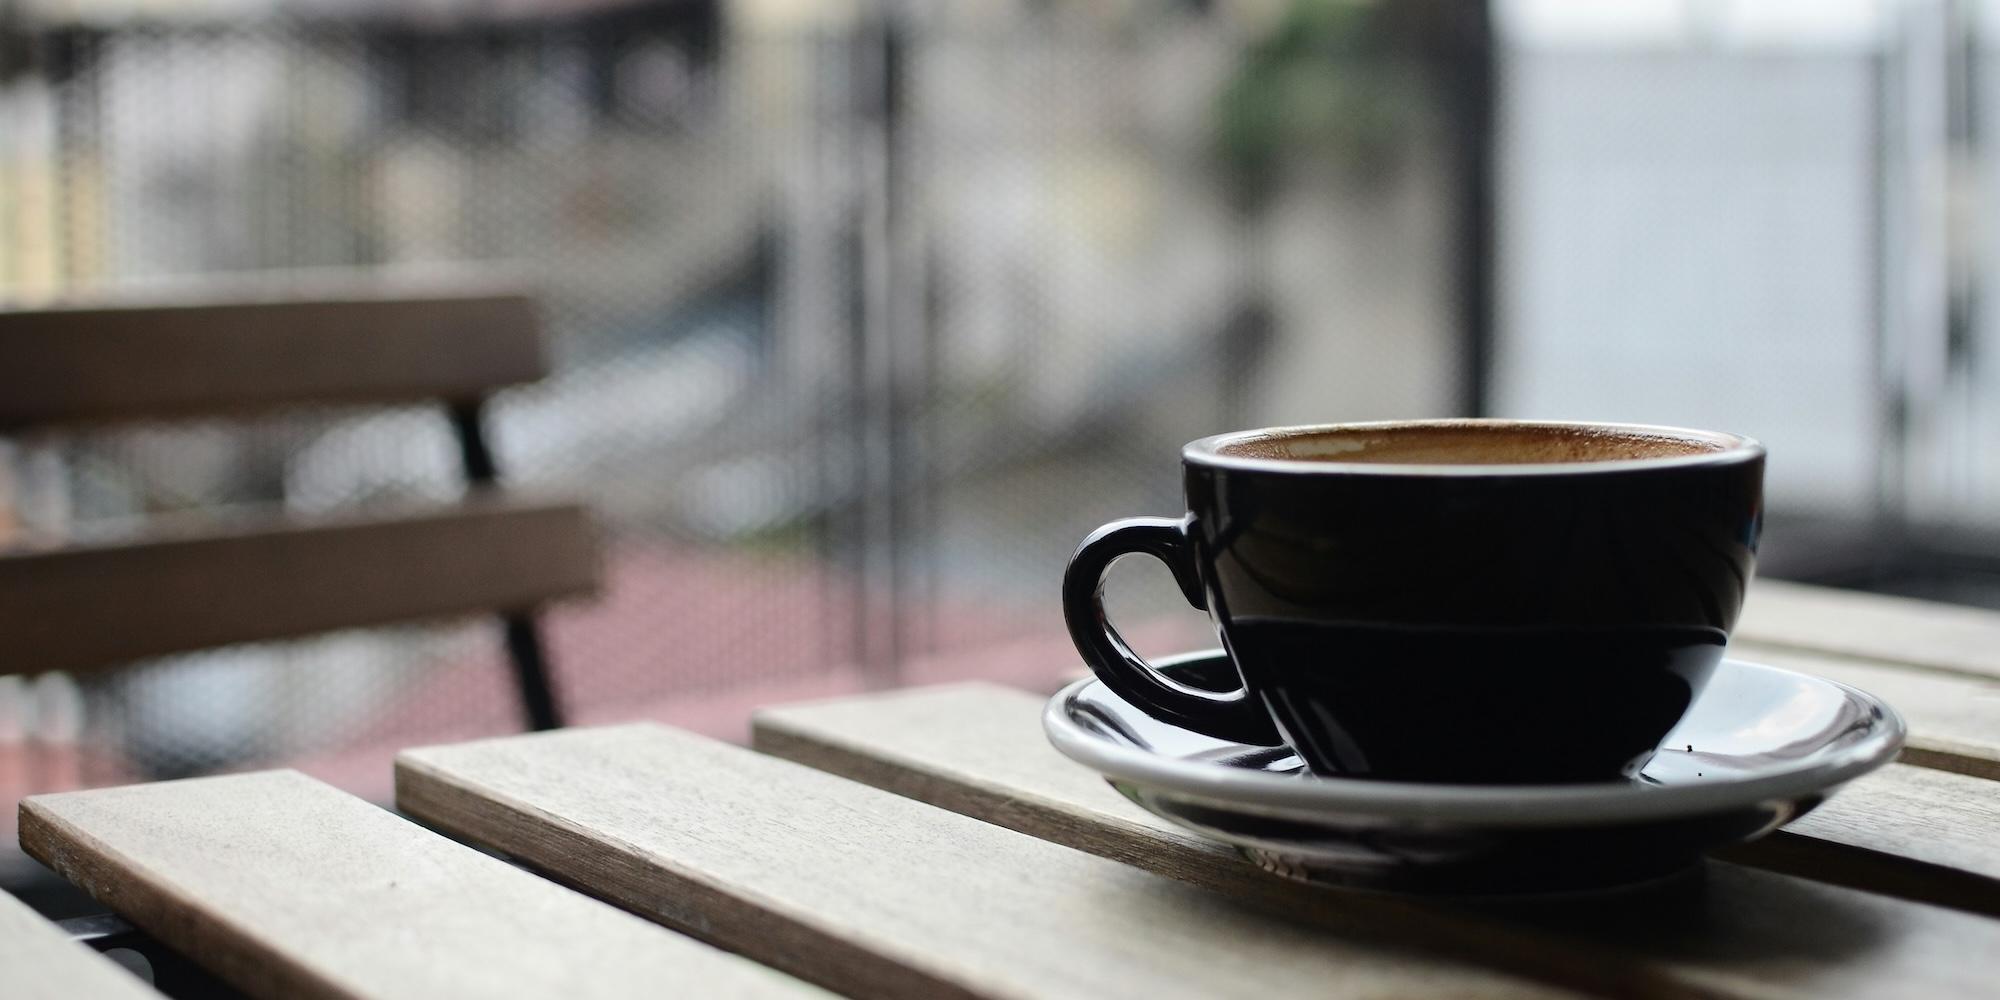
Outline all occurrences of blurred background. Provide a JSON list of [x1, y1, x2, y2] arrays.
[[3, 0, 1998, 898]]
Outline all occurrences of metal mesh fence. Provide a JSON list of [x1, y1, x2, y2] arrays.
[[12, 1, 1986, 808], [0, 7, 1471, 797]]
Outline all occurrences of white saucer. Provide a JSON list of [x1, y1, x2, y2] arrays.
[[1044, 651, 1904, 894]]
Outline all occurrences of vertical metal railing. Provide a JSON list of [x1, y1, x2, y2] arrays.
[[1880, 0, 1986, 545]]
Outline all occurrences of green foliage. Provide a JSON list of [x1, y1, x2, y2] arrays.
[[1213, 0, 1423, 210]]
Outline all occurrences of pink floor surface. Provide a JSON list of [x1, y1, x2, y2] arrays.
[[2, 544, 1211, 834]]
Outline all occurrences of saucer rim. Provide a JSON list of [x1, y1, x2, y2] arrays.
[[1043, 654, 1906, 827]]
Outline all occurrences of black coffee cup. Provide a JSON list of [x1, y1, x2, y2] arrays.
[[1063, 420, 1764, 784]]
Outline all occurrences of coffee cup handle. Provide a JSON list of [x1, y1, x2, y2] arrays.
[[1063, 516, 1282, 745]]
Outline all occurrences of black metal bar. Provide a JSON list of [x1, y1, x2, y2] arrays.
[[448, 399, 501, 482], [1446, 2, 1497, 417], [62, 914, 251, 999], [1868, 43, 1907, 575], [1946, 0, 1981, 511], [846, 12, 900, 685], [498, 612, 562, 732], [878, 10, 910, 682], [843, 201, 873, 673], [59, 912, 136, 942], [52, 30, 103, 289], [447, 399, 564, 731]]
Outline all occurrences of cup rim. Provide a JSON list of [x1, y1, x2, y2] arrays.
[[1185, 419, 1763, 477]]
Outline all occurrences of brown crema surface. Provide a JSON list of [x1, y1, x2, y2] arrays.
[[1217, 424, 1726, 465]]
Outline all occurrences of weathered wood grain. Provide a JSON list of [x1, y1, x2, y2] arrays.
[[0, 283, 543, 429], [1737, 581, 2000, 682], [751, 683, 2000, 999], [19, 770, 823, 1000], [0, 888, 161, 999], [0, 498, 598, 677], [398, 724, 1580, 1000], [1717, 764, 2000, 917], [1729, 643, 2000, 780]]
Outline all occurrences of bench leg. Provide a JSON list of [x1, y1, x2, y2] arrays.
[[62, 913, 249, 999]]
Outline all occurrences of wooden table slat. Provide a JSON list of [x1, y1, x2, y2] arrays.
[[1716, 762, 2000, 918], [752, 683, 2000, 1000], [397, 724, 1579, 1000], [19, 770, 825, 1000], [0, 889, 161, 999], [1737, 581, 2000, 682]]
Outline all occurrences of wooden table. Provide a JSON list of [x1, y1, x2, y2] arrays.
[[9, 580, 2000, 999]]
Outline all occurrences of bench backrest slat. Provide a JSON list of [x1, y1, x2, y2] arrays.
[[0, 499, 596, 677], [0, 289, 543, 429]]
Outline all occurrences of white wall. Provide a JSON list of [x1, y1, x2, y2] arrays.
[[1495, 52, 1880, 514]]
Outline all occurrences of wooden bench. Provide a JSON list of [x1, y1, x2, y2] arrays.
[[0, 274, 599, 729]]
